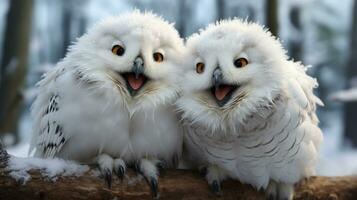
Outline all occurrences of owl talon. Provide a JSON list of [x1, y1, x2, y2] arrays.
[[149, 177, 160, 199], [103, 168, 112, 188], [114, 158, 126, 180], [210, 180, 222, 196], [115, 165, 125, 179], [97, 154, 114, 189]]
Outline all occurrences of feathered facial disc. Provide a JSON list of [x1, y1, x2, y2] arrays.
[[67, 11, 184, 107], [177, 19, 290, 132]]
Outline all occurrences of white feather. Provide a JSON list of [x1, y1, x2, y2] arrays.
[[30, 11, 184, 169], [178, 18, 323, 199]]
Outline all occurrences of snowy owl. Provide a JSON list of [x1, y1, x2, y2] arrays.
[[176, 19, 323, 199], [29, 11, 184, 197]]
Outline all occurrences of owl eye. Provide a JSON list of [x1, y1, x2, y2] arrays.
[[153, 52, 164, 62], [112, 45, 125, 56], [234, 58, 249, 68], [196, 62, 205, 74]]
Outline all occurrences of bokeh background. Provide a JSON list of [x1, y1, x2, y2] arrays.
[[0, 0, 356, 176]]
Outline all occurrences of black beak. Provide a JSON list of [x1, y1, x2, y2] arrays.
[[212, 67, 223, 90], [132, 56, 144, 79]]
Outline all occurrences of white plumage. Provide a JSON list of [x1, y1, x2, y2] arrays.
[[177, 19, 323, 199], [29, 11, 184, 196]]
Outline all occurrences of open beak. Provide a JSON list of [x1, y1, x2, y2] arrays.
[[211, 67, 237, 107], [122, 56, 148, 96], [132, 56, 144, 79]]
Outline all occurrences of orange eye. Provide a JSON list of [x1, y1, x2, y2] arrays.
[[196, 62, 205, 74], [112, 45, 125, 56], [153, 52, 164, 62], [234, 58, 249, 68]]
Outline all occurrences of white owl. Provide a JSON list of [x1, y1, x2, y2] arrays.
[[176, 19, 323, 200], [29, 11, 184, 197]]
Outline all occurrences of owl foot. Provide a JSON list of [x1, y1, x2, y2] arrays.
[[96, 154, 114, 188], [137, 158, 160, 199], [210, 180, 222, 196], [205, 165, 226, 196], [265, 180, 294, 200], [114, 158, 126, 180]]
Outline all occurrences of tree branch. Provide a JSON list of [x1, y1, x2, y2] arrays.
[[0, 147, 356, 200]]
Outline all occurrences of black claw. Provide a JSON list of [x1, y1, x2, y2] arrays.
[[149, 177, 159, 199], [103, 169, 112, 189], [115, 165, 125, 180], [210, 180, 222, 196]]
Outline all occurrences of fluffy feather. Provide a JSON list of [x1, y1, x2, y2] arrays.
[[177, 19, 323, 200], [29, 11, 184, 194]]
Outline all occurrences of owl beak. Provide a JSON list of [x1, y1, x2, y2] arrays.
[[133, 56, 144, 78], [211, 67, 237, 107], [212, 67, 223, 90], [121, 56, 148, 96]]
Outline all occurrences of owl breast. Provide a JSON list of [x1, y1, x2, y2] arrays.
[[184, 95, 322, 189]]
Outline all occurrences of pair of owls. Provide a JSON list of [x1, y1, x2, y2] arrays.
[[29, 11, 323, 199]]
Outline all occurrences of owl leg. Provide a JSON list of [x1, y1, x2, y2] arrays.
[[96, 154, 114, 188], [113, 158, 126, 180], [136, 158, 160, 199], [265, 180, 294, 200], [205, 164, 226, 196]]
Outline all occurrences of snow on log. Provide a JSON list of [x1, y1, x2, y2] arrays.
[[0, 148, 357, 199]]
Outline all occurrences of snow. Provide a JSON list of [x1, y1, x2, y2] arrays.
[[7, 143, 30, 157], [317, 116, 357, 176], [330, 88, 357, 102], [6, 156, 89, 183]]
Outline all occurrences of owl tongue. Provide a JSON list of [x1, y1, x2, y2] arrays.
[[214, 85, 233, 101], [126, 73, 146, 90]]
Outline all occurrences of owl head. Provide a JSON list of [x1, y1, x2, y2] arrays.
[[61, 11, 184, 111], [177, 19, 318, 134]]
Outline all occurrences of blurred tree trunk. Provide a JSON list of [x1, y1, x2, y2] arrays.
[[216, 0, 225, 21], [0, 0, 34, 145], [61, 5, 73, 58], [266, 0, 279, 36], [288, 6, 302, 61], [345, 0, 357, 147], [61, 1, 88, 59], [177, 0, 187, 37]]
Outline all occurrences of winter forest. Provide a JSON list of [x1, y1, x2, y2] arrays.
[[0, 0, 357, 199]]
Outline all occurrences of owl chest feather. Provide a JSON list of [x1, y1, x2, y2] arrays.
[[34, 68, 182, 164], [185, 97, 321, 188]]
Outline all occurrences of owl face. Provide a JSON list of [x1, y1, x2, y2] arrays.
[[66, 11, 184, 108], [177, 19, 291, 132]]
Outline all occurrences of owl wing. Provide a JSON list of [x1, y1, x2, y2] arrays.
[[29, 66, 69, 158]]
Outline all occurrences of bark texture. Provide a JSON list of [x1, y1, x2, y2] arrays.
[[0, 166, 356, 199], [0, 144, 356, 200]]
